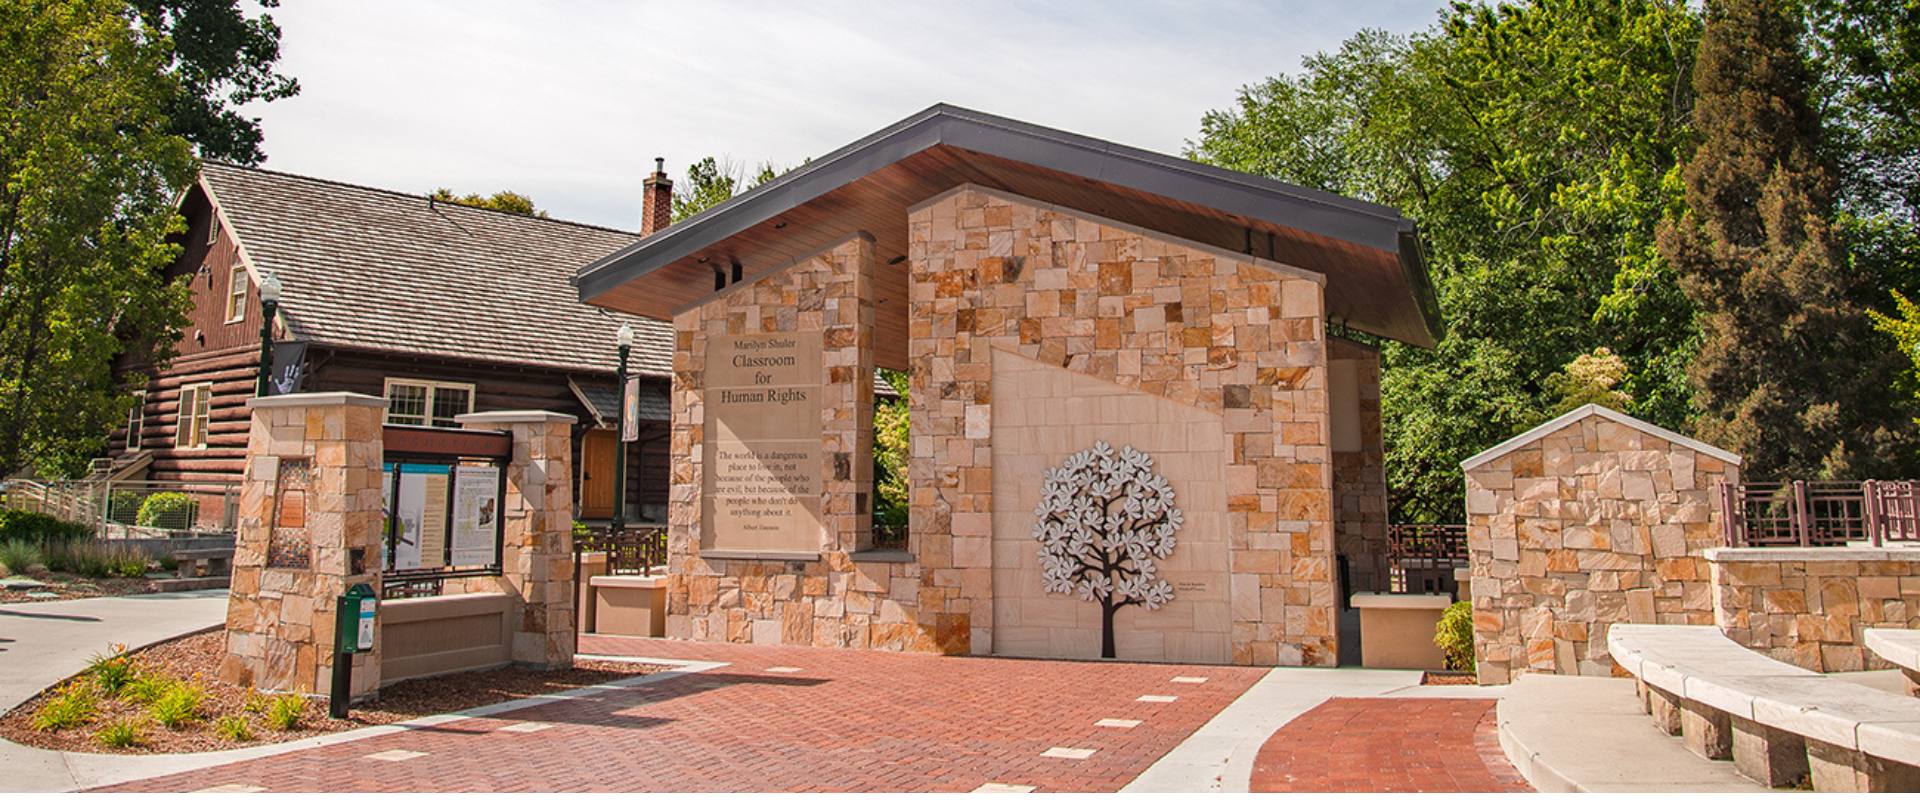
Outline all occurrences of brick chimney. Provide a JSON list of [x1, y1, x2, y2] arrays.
[[641, 157, 672, 236]]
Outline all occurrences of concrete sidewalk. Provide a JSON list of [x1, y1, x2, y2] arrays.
[[0, 589, 228, 714]]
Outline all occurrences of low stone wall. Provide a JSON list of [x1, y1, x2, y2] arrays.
[[380, 592, 512, 685], [1706, 547, 1920, 671], [1463, 405, 1739, 684]]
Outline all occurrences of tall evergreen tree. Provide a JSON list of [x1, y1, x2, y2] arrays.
[[1657, 0, 1914, 479]]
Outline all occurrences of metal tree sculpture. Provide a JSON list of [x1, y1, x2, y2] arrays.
[[1033, 441, 1183, 659]]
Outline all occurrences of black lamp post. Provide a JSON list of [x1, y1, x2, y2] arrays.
[[611, 322, 633, 536], [254, 273, 282, 397]]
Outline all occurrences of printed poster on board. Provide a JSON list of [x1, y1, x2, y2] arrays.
[[383, 463, 450, 570], [449, 464, 500, 566]]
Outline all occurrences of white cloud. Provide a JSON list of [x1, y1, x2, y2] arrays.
[[244, 0, 1443, 229]]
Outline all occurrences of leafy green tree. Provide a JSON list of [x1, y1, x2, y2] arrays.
[[128, 0, 299, 165], [672, 157, 780, 221], [0, 0, 197, 476], [1540, 347, 1634, 418], [1192, 1, 1703, 521], [872, 369, 910, 532], [1657, 0, 1914, 479], [428, 188, 546, 217]]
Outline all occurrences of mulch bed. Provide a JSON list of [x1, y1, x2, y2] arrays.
[[0, 630, 669, 754], [1421, 671, 1479, 685], [0, 571, 157, 603]]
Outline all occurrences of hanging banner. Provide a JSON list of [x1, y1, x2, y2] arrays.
[[621, 377, 642, 442], [266, 341, 308, 396], [449, 464, 501, 566]]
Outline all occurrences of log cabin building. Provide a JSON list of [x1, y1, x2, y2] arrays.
[[108, 162, 680, 525]]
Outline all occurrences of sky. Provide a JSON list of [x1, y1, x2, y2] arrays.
[[243, 1, 1446, 230]]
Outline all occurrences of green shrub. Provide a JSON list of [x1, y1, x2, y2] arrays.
[[135, 492, 197, 530], [214, 714, 253, 742], [0, 509, 91, 545], [264, 694, 306, 731], [94, 719, 145, 749], [1435, 600, 1477, 673], [120, 673, 178, 706], [45, 539, 149, 579], [0, 539, 42, 574], [148, 684, 205, 729], [87, 646, 138, 694], [241, 690, 268, 716], [30, 685, 97, 732], [157, 552, 178, 572], [106, 490, 144, 525]]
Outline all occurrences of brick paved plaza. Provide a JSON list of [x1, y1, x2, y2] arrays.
[[88, 637, 1529, 793]]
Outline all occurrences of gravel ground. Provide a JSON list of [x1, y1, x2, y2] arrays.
[[0, 571, 157, 603], [0, 630, 668, 754]]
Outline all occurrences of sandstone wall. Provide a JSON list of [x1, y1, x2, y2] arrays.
[[1330, 338, 1388, 593], [909, 185, 1337, 666], [1707, 547, 1920, 671], [664, 234, 943, 652], [1464, 406, 1738, 684]]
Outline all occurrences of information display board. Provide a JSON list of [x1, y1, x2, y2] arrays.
[[449, 464, 501, 566]]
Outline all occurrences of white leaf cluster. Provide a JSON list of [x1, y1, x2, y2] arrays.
[[1031, 440, 1182, 609]]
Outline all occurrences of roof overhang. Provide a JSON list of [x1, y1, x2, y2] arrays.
[[576, 104, 1443, 352]]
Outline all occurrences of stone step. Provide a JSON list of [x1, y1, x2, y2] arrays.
[[1497, 673, 1773, 792]]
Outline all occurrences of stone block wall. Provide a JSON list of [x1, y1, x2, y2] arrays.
[[1330, 338, 1389, 593], [1464, 406, 1739, 684], [222, 393, 386, 696], [454, 411, 578, 667], [908, 185, 1337, 666], [1707, 547, 1920, 671], [664, 233, 942, 652]]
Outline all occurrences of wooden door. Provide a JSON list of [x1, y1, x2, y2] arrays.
[[579, 429, 617, 519]]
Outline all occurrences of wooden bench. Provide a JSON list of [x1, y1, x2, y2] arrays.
[[1608, 623, 1920, 791], [1865, 628, 1920, 698]]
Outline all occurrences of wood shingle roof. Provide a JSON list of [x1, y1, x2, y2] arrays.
[[199, 162, 673, 377]]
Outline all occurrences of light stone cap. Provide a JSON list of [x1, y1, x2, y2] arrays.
[[1704, 546, 1920, 562], [455, 410, 579, 425], [1348, 592, 1453, 610], [247, 391, 386, 409], [1460, 403, 1742, 471], [1859, 720, 1920, 765], [1864, 628, 1920, 672], [589, 574, 667, 589]]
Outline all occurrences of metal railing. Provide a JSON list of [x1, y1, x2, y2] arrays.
[[1382, 523, 1469, 594], [575, 524, 668, 575], [1720, 480, 1920, 547], [2, 478, 240, 537]]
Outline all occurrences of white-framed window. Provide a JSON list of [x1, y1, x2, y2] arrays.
[[383, 378, 475, 428], [223, 266, 248, 324], [126, 390, 147, 452], [207, 214, 220, 246], [175, 383, 211, 449]]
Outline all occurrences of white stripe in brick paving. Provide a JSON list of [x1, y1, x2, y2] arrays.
[[1041, 746, 1096, 760], [1135, 694, 1179, 703], [765, 666, 802, 673], [973, 783, 1036, 793], [1096, 718, 1143, 728], [499, 722, 552, 733], [1170, 676, 1208, 684], [364, 749, 427, 762], [192, 784, 266, 793]]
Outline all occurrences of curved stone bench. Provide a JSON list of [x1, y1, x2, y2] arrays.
[[1865, 629, 1920, 697], [1609, 623, 1920, 792]]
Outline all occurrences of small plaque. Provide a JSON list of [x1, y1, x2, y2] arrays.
[[266, 458, 312, 569]]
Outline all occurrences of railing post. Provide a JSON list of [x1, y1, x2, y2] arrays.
[[1865, 480, 1883, 547], [1792, 480, 1810, 546]]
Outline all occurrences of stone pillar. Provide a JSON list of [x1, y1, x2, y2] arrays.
[[221, 392, 386, 698], [1732, 717, 1809, 787], [456, 410, 577, 667]]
